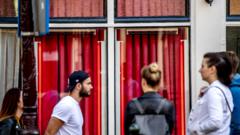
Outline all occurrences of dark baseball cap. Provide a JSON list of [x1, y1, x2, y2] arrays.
[[67, 70, 90, 92]]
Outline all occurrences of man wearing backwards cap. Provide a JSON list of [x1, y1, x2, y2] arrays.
[[45, 70, 93, 135]]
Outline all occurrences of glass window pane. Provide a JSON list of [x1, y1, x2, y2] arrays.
[[0, 0, 18, 17], [0, 29, 20, 104], [117, 27, 188, 135], [116, 0, 186, 17], [229, 0, 240, 15], [227, 27, 240, 72], [50, 0, 105, 17], [37, 29, 106, 135]]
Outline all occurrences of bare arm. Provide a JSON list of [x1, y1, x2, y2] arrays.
[[44, 117, 64, 135]]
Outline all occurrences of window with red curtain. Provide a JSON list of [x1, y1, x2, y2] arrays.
[[50, 0, 105, 17], [116, 0, 187, 17], [36, 29, 105, 135], [0, 0, 17, 17], [117, 28, 188, 135]]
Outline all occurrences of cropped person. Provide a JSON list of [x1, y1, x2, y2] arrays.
[[0, 88, 24, 135], [187, 52, 234, 135], [224, 51, 240, 135]]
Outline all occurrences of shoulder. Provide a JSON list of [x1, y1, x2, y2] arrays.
[[161, 98, 174, 111], [125, 98, 141, 114], [207, 84, 229, 95], [0, 117, 16, 128], [126, 98, 137, 110], [0, 116, 15, 124], [205, 85, 230, 101], [55, 96, 75, 108]]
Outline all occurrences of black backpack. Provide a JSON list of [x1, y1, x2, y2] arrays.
[[129, 98, 169, 135]]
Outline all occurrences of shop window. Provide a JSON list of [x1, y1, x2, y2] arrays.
[[0, 29, 20, 104], [227, 0, 240, 21], [227, 27, 240, 72], [0, 0, 18, 23], [0, 0, 18, 17], [116, 27, 188, 135], [36, 29, 106, 135], [50, 0, 106, 23], [115, 0, 189, 22]]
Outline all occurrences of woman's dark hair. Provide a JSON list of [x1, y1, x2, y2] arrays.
[[0, 88, 22, 119], [204, 52, 232, 86], [141, 63, 161, 87]]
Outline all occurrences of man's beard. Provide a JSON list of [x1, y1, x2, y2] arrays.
[[79, 87, 90, 97]]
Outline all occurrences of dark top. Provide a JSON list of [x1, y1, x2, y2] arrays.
[[0, 116, 22, 135], [229, 74, 240, 135], [124, 92, 175, 135]]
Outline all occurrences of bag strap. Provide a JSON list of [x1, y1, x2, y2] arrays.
[[214, 86, 232, 113], [156, 98, 167, 114], [133, 98, 144, 114]]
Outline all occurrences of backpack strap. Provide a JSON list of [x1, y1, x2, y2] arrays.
[[214, 86, 232, 113], [156, 98, 167, 114], [132, 98, 144, 114]]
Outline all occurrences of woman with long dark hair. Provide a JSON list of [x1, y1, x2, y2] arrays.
[[187, 52, 234, 135], [0, 88, 24, 135]]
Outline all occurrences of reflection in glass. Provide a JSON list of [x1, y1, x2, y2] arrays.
[[0, 0, 18, 17], [50, 0, 105, 17], [117, 28, 188, 135], [37, 29, 105, 135], [117, 0, 186, 17]]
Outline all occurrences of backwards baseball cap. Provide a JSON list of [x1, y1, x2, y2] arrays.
[[67, 70, 90, 92]]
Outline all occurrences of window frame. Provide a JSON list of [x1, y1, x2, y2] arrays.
[[0, 0, 108, 24], [114, 0, 190, 23], [226, 0, 240, 21], [50, 0, 107, 23]]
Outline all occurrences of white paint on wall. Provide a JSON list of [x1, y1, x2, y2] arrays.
[[191, 0, 226, 104]]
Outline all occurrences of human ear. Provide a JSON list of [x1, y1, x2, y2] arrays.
[[76, 83, 82, 90]]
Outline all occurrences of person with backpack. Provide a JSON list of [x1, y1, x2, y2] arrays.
[[124, 63, 175, 135], [187, 52, 233, 135], [224, 51, 240, 135]]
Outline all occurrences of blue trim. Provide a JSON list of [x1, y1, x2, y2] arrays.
[[50, 17, 107, 23], [38, 0, 50, 36], [115, 17, 190, 23], [17, 0, 20, 36], [227, 16, 240, 21], [0, 17, 18, 23]]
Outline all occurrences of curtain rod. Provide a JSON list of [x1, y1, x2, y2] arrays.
[[126, 28, 178, 34], [0, 29, 17, 33], [50, 29, 96, 33]]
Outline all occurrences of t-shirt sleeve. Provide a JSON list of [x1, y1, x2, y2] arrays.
[[51, 101, 72, 123]]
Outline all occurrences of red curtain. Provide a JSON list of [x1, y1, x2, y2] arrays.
[[37, 30, 104, 135], [50, 0, 104, 17], [117, 0, 185, 17], [118, 28, 186, 135]]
